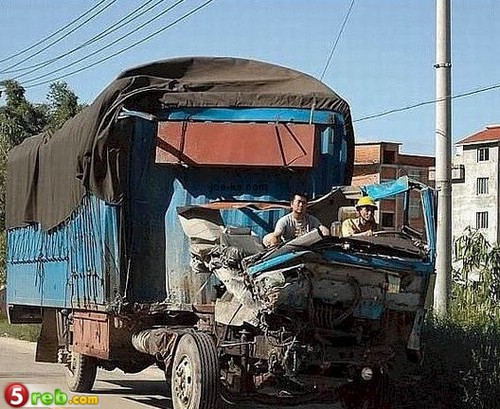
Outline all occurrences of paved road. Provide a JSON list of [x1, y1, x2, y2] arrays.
[[0, 337, 340, 409]]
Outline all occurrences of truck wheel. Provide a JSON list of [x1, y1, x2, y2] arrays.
[[171, 332, 218, 409], [64, 351, 98, 393]]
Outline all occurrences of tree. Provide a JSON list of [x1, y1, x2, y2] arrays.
[[46, 81, 85, 131], [452, 226, 500, 325], [0, 79, 48, 146]]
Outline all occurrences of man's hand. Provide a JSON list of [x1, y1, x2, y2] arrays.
[[319, 225, 330, 237], [263, 233, 281, 248]]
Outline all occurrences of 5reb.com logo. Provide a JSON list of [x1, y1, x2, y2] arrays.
[[4, 383, 99, 407]]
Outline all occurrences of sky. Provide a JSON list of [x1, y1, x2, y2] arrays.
[[1, 0, 499, 155]]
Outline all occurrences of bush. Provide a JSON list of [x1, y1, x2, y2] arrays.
[[0, 315, 40, 342], [416, 227, 500, 409]]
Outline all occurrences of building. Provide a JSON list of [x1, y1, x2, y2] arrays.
[[352, 142, 435, 231], [453, 124, 500, 244]]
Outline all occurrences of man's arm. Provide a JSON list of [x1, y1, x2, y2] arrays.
[[342, 218, 374, 237], [341, 219, 357, 237], [263, 216, 286, 247]]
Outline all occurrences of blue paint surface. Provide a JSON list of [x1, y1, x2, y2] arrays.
[[7, 196, 120, 308]]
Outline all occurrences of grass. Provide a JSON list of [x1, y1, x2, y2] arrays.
[[0, 314, 41, 342], [419, 319, 500, 409]]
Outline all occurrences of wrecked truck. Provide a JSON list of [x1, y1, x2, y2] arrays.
[[6, 57, 435, 409]]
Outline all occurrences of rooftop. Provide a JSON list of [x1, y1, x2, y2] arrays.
[[456, 124, 500, 146]]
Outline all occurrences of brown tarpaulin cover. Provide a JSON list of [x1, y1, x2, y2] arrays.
[[6, 57, 355, 230]]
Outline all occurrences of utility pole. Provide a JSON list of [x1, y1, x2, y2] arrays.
[[433, 0, 452, 317]]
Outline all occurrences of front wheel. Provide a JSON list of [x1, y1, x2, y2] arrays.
[[64, 351, 98, 393], [171, 332, 218, 409]]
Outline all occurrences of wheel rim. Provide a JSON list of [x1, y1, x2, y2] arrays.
[[173, 354, 193, 407]]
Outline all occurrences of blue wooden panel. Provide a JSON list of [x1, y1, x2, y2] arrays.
[[158, 107, 343, 125], [7, 196, 120, 308], [8, 262, 69, 308]]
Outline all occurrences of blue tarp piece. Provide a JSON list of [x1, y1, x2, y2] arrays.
[[362, 176, 409, 200]]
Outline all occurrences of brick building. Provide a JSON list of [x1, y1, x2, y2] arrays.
[[352, 142, 435, 231]]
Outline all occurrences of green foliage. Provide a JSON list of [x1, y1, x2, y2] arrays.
[[421, 226, 500, 408], [451, 226, 500, 325], [0, 79, 47, 146], [45, 81, 85, 131], [0, 316, 40, 342], [420, 319, 500, 409]]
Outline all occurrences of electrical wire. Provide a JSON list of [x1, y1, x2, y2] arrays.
[[354, 82, 500, 123], [320, 0, 355, 81], [21, 0, 189, 86], [23, 0, 216, 89], [0, 0, 109, 65], [3, 0, 167, 78], [0, 0, 118, 74]]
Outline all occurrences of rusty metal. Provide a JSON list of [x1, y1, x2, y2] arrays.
[[73, 311, 110, 359], [156, 121, 317, 167]]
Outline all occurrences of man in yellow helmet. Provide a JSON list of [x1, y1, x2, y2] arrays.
[[341, 196, 378, 237]]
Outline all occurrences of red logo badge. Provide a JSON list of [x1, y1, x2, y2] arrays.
[[4, 383, 29, 408]]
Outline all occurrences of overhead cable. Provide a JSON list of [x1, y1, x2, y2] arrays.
[[0, 0, 109, 65], [354, 82, 500, 123], [320, 0, 355, 81], [22, 0, 188, 85], [3, 0, 166, 78], [24, 0, 216, 89], [0, 0, 117, 74]]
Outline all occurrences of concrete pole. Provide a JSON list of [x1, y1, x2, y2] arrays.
[[433, 0, 452, 317]]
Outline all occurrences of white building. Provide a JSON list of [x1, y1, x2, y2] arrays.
[[453, 124, 500, 244]]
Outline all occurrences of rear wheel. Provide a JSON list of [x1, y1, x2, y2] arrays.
[[171, 332, 218, 409], [64, 351, 98, 393]]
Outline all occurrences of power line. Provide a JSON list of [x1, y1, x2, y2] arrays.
[[21, 0, 188, 86], [0, 0, 118, 74], [3, 0, 166, 78], [354, 82, 500, 123], [320, 0, 355, 81], [24, 0, 216, 89], [0, 0, 109, 65]]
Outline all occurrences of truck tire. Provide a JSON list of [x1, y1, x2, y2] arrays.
[[64, 351, 98, 393], [171, 332, 218, 409]]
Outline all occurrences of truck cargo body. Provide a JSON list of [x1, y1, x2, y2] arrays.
[[5, 57, 433, 409], [7, 106, 348, 313]]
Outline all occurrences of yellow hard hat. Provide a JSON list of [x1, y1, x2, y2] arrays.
[[356, 196, 377, 209]]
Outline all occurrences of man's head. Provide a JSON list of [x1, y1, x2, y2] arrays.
[[355, 196, 377, 223], [290, 193, 309, 217]]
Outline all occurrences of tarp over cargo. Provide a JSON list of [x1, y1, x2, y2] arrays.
[[6, 56, 355, 230]]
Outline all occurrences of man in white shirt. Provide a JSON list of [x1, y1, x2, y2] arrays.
[[263, 193, 329, 247]]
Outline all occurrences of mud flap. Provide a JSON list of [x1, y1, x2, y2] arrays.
[[35, 308, 58, 363]]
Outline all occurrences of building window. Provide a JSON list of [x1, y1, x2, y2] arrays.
[[476, 177, 489, 195], [476, 211, 488, 229], [383, 150, 396, 164], [407, 169, 422, 181], [409, 196, 421, 219], [381, 212, 395, 228], [477, 147, 489, 162]]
